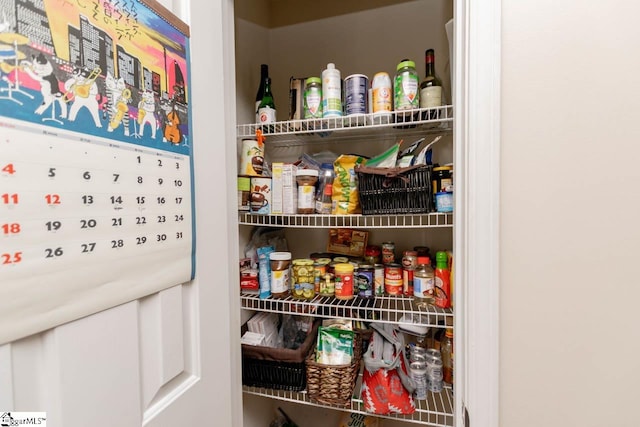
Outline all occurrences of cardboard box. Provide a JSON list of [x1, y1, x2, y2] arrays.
[[282, 163, 297, 214], [271, 163, 284, 214], [289, 76, 307, 122], [327, 228, 369, 258]]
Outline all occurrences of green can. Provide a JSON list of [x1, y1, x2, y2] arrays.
[[303, 77, 323, 119]]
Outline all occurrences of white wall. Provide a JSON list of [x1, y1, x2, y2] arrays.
[[500, 1, 640, 426]]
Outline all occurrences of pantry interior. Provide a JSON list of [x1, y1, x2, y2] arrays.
[[232, 1, 470, 426]]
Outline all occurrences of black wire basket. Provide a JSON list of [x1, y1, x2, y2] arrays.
[[356, 165, 434, 215]]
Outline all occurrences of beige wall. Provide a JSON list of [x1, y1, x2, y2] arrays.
[[500, 1, 640, 426]]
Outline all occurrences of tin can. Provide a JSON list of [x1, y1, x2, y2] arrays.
[[402, 250, 418, 269], [374, 264, 385, 296], [292, 259, 315, 299], [403, 267, 414, 296], [334, 263, 354, 300], [355, 264, 374, 298], [303, 77, 323, 119], [249, 177, 271, 214], [427, 357, 444, 393], [381, 242, 395, 264], [384, 263, 403, 295], [426, 348, 442, 360], [410, 361, 428, 400], [345, 74, 369, 116]]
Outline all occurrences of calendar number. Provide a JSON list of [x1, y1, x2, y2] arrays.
[[175, 197, 183, 204], [136, 216, 146, 225], [111, 239, 124, 248], [45, 194, 61, 205], [136, 156, 141, 164], [136, 196, 145, 204], [46, 221, 62, 231], [83, 171, 91, 180], [2, 193, 19, 204], [157, 197, 165, 204], [175, 162, 180, 170], [2, 163, 16, 175], [137, 176, 143, 184], [157, 215, 166, 223], [45, 247, 64, 258], [48, 167, 56, 177], [82, 195, 94, 205], [136, 236, 147, 245], [80, 219, 97, 229], [113, 173, 120, 182], [174, 180, 182, 187], [2, 223, 21, 234], [2, 251, 22, 264], [176, 232, 183, 239], [157, 159, 163, 167], [175, 214, 184, 222], [156, 234, 167, 242], [112, 218, 122, 226], [110, 196, 123, 204], [158, 178, 164, 185], [81, 243, 96, 253]]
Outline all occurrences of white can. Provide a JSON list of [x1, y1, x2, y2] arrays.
[[322, 63, 342, 118]]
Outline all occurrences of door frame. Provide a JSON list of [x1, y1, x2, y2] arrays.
[[454, 0, 501, 426]]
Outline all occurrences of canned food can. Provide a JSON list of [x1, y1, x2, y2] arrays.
[[384, 263, 403, 295], [374, 264, 385, 296], [381, 242, 395, 264], [403, 267, 414, 296], [427, 357, 444, 393], [410, 361, 428, 400], [355, 264, 374, 298], [345, 74, 369, 117], [402, 250, 418, 269]]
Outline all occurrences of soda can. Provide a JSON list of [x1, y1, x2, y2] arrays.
[[427, 357, 444, 393]]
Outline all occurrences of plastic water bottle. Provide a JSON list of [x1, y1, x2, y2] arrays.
[[315, 163, 335, 215]]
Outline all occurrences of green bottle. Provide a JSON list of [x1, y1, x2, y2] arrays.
[[257, 77, 276, 124]]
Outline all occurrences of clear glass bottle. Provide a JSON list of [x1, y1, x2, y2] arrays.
[[413, 256, 435, 307], [257, 77, 276, 124], [441, 329, 453, 385]]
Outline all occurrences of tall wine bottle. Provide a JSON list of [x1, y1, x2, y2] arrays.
[[255, 64, 269, 122], [419, 49, 443, 120], [257, 77, 276, 127]]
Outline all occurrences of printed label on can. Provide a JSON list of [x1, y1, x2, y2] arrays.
[[356, 268, 374, 298]]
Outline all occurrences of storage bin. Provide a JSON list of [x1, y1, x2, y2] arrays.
[[305, 330, 363, 407], [356, 165, 433, 215], [241, 321, 319, 391]]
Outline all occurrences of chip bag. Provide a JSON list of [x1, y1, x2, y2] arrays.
[[332, 154, 365, 215]]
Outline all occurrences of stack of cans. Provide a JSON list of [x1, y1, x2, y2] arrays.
[[409, 345, 444, 399]]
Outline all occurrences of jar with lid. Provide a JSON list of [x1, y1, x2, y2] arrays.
[[303, 77, 323, 119], [292, 258, 315, 299], [414, 256, 435, 307], [394, 59, 419, 122], [269, 252, 291, 298], [364, 245, 381, 265], [296, 169, 319, 214], [334, 263, 354, 300]]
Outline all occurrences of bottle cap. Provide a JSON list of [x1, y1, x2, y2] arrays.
[[327, 63, 335, 70], [306, 77, 321, 85], [417, 256, 430, 265], [397, 60, 416, 71], [296, 168, 319, 177], [436, 251, 448, 266], [445, 329, 453, 338], [321, 162, 333, 169], [270, 252, 291, 261]]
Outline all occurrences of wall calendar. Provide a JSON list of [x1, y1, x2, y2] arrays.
[[0, 0, 194, 344]]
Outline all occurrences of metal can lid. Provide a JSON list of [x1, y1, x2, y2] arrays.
[[293, 258, 314, 266]]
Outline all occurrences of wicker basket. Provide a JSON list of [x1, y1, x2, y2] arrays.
[[242, 321, 319, 391], [356, 165, 433, 215], [305, 331, 363, 407]]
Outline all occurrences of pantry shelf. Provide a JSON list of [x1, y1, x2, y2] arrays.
[[240, 292, 453, 329], [238, 213, 453, 229], [243, 382, 454, 427], [236, 105, 453, 144]]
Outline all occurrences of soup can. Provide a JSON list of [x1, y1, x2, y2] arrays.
[[345, 74, 369, 116], [384, 263, 403, 295], [381, 242, 395, 264], [355, 264, 374, 298]]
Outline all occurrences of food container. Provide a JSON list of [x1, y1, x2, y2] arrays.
[[270, 252, 291, 298], [292, 258, 315, 299]]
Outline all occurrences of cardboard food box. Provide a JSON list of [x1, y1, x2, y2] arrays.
[[327, 228, 369, 258]]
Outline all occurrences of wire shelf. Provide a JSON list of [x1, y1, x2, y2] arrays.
[[237, 213, 453, 229], [243, 380, 454, 427], [237, 106, 454, 144], [240, 293, 453, 328]]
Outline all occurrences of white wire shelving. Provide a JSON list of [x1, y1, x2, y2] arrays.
[[237, 105, 453, 144], [240, 292, 453, 328], [238, 213, 453, 229], [243, 378, 454, 427]]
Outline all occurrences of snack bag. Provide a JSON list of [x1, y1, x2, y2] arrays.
[[338, 412, 381, 427], [332, 154, 365, 215]]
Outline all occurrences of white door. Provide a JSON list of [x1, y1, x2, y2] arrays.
[[0, 1, 242, 426]]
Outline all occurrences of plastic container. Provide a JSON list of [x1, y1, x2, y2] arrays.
[[315, 163, 335, 214], [270, 252, 291, 298], [303, 77, 323, 119], [441, 329, 453, 384], [371, 72, 392, 120], [296, 169, 319, 214], [334, 263, 354, 300], [413, 256, 435, 307], [322, 63, 342, 118], [394, 60, 419, 122]]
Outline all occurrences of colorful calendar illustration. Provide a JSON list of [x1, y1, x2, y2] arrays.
[[0, 0, 194, 343]]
